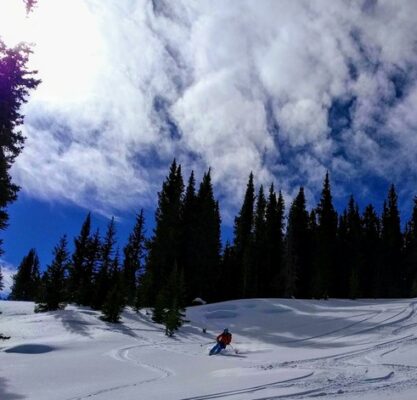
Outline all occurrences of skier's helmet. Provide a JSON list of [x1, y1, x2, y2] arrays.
[[224, 328, 229, 333]]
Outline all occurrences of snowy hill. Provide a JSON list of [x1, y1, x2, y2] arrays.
[[1, 298, 417, 400]]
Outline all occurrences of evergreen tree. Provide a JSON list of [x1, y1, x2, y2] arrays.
[[344, 197, 362, 299], [79, 229, 100, 306], [145, 160, 184, 305], [101, 250, 125, 323], [123, 210, 146, 305], [312, 173, 338, 298], [35, 235, 69, 312], [179, 171, 199, 302], [0, 39, 40, 254], [284, 187, 310, 298], [193, 170, 222, 302], [251, 185, 267, 297], [233, 173, 255, 297], [265, 189, 285, 297], [163, 265, 186, 336], [381, 185, 403, 297], [0, 266, 3, 292], [92, 217, 116, 310], [361, 205, 382, 298], [10, 248, 41, 301], [68, 213, 92, 304], [404, 198, 417, 296]]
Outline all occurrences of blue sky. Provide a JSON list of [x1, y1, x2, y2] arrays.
[[2, 0, 417, 289]]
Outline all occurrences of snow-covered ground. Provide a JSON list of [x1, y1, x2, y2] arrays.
[[1, 298, 417, 400]]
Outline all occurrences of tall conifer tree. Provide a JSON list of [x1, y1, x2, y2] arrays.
[[381, 185, 403, 297], [233, 173, 255, 297], [313, 173, 338, 298], [10, 248, 40, 301], [193, 170, 221, 302], [68, 213, 92, 304], [252, 185, 267, 297], [123, 210, 146, 305], [36, 235, 69, 312], [404, 197, 417, 296], [92, 217, 116, 309], [284, 187, 310, 298], [144, 160, 184, 305], [361, 205, 381, 297]]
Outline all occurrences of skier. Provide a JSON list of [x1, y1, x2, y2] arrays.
[[209, 328, 232, 355]]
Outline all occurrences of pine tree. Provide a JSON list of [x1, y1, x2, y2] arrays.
[[179, 171, 199, 302], [345, 197, 362, 299], [68, 213, 92, 304], [313, 173, 338, 299], [123, 210, 146, 305], [79, 229, 100, 306], [145, 160, 184, 305], [0, 39, 40, 254], [101, 251, 125, 323], [404, 198, 417, 296], [264, 187, 285, 297], [163, 265, 186, 336], [92, 217, 116, 310], [233, 173, 255, 297], [361, 205, 382, 297], [35, 235, 69, 312], [381, 185, 403, 297], [0, 266, 3, 292], [252, 185, 267, 297], [284, 187, 310, 298], [10, 248, 41, 301], [193, 170, 221, 302]]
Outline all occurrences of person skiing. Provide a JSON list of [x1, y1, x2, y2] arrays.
[[209, 328, 232, 355]]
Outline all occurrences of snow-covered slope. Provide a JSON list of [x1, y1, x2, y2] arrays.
[[1, 298, 417, 400]]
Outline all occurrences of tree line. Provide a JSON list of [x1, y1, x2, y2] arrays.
[[7, 159, 417, 331]]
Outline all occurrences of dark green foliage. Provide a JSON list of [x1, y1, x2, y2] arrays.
[[68, 213, 92, 304], [145, 160, 184, 304], [251, 185, 267, 297], [0, 39, 40, 253], [404, 198, 417, 296], [381, 185, 403, 297], [123, 210, 146, 305], [10, 248, 40, 301], [101, 253, 125, 323], [312, 172, 338, 298], [0, 266, 3, 291], [92, 218, 116, 310], [35, 236, 69, 312], [264, 188, 285, 297], [234, 173, 255, 298], [192, 170, 221, 302], [284, 187, 310, 298], [179, 171, 199, 303], [163, 265, 186, 336], [361, 205, 381, 297]]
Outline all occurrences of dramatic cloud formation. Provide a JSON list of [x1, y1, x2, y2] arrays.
[[3, 0, 417, 218]]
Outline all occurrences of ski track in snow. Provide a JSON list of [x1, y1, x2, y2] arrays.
[[3, 299, 417, 400]]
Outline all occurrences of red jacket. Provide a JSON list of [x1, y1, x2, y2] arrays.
[[217, 332, 232, 345]]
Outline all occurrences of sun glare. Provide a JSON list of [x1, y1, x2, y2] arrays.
[[0, 0, 104, 103]]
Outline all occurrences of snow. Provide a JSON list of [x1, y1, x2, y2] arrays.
[[1, 298, 417, 399]]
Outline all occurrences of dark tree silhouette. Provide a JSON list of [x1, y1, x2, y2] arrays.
[[36, 235, 69, 312], [10, 249, 41, 301]]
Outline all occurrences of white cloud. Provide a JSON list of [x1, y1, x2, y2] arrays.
[[3, 0, 417, 217]]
